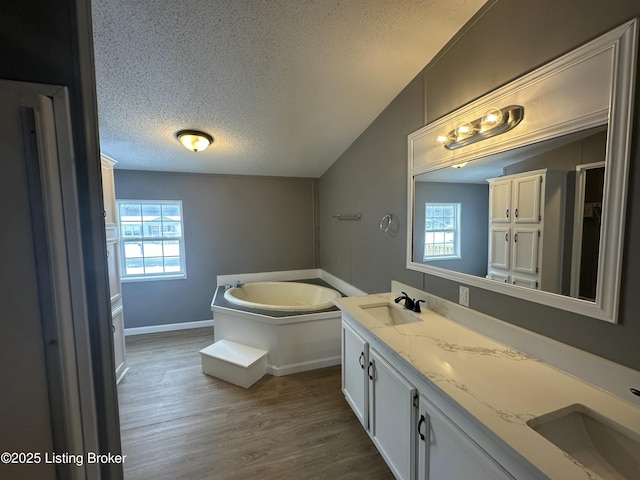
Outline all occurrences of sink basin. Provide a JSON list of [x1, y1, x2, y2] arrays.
[[527, 404, 640, 479], [360, 303, 422, 326]]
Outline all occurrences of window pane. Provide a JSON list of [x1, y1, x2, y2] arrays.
[[121, 222, 142, 238], [142, 241, 163, 257], [143, 221, 163, 237], [142, 204, 161, 218], [164, 257, 181, 272], [120, 203, 141, 219], [123, 241, 143, 258], [162, 221, 181, 237], [124, 258, 143, 275], [163, 240, 180, 256], [162, 204, 181, 219], [143, 257, 164, 274]]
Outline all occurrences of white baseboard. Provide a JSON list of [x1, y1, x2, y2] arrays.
[[125, 319, 214, 336]]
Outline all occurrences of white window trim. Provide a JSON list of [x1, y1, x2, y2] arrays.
[[117, 199, 187, 282], [423, 202, 461, 262]]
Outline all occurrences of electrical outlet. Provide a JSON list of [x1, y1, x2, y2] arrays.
[[459, 286, 469, 307]]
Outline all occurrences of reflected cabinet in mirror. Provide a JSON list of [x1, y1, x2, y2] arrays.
[[407, 20, 637, 323]]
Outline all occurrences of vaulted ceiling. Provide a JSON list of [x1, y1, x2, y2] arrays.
[[91, 0, 487, 177]]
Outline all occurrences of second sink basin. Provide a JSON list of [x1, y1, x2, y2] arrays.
[[360, 303, 422, 326], [527, 404, 640, 479]]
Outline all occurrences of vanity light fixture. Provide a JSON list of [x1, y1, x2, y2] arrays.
[[436, 105, 524, 150], [175, 129, 214, 152]]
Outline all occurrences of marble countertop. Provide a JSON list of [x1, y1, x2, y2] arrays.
[[335, 292, 640, 480]]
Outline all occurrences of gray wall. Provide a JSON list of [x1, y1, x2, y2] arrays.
[[319, 0, 640, 371], [319, 76, 424, 292], [115, 170, 317, 328]]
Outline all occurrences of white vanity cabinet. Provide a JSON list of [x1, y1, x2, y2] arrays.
[[342, 320, 416, 479], [417, 395, 513, 480], [369, 348, 417, 480], [341, 316, 514, 480], [487, 169, 564, 293], [342, 321, 369, 428], [101, 154, 128, 384]]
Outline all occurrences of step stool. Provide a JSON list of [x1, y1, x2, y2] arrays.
[[200, 339, 268, 388]]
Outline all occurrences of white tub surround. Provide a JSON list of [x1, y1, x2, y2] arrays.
[[211, 270, 350, 376], [224, 281, 341, 311], [217, 268, 367, 297], [336, 290, 640, 480]]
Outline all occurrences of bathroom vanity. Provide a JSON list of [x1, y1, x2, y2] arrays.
[[335, 285, 640, 480]]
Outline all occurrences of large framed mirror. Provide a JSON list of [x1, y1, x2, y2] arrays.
[[407, 20, 637, 323]]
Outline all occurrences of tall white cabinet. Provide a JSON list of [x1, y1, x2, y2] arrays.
[[101, 155, 128, 384], [487, 169, 565, 293]]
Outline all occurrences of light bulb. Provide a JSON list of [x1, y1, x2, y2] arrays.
[[455, 122, 475, 140], [436, 133, 451, 145], [480, 108, 504, 131]]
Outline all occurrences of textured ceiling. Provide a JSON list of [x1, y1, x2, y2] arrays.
[[91, 0, 487, 177]]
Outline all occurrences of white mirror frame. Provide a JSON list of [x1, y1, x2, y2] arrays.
[[407, 19, 637, 323]]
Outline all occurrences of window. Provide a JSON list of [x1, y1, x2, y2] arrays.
[[117, 200, 186, 281], [424, 203, 461, 261]]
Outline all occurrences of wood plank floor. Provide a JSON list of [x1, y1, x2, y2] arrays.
[[118, 328, 393, 479]]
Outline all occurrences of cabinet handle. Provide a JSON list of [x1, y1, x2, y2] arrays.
[[368, 361, 374, 381], [506, 208, 509, 218], [358, 351, 365, 369], [112, 325, 115, 333], [514, 233, 518, 243], [505, 232, 509, 242], [418, 414, 426, 441], [515, 208, 519, 218]]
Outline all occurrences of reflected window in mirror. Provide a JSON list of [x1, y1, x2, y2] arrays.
[[424, 203, 461, 261]]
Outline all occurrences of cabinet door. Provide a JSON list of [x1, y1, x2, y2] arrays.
[[512, 276, 539, 289], [342, 321, 368, 428], [101, 157, 116, 227], [106, 240, 121, 303], [112, 305, 128, 384], [489, 180, 511, 223], [512, 228, 539, 275], [489, 227, 510, 270], [513, 175, 541, 224], [369, 348, 416, 480], [417, 395, 513, 480], [487, 271, 510, 283]]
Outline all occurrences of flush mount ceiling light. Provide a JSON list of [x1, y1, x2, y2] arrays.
[[436, 105, 524, 150], [175, 130, 214, 152]]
